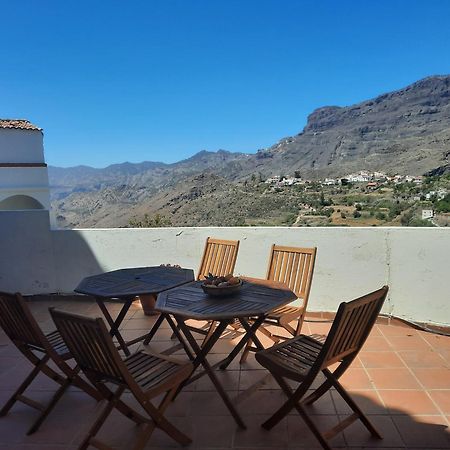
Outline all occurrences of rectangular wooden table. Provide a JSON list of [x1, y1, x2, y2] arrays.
[[153, 279, 297, 428], [74, 266, 195, 355]]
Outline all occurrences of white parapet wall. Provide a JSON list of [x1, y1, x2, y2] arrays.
[[0, 210, 449, 326], [0, 128, 45, 163]]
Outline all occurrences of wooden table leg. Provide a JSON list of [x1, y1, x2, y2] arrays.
[[164, 315, 195, 360], [219, 316, 265, 370], [141, 313, 165, 345], [176, 318, 246, 429], [95, 297, 132, 356]]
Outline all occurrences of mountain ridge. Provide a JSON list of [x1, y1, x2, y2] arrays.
[[49, 74, 450, 227]]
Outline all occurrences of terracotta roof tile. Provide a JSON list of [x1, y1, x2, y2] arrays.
[[0, 119, 42, 131]]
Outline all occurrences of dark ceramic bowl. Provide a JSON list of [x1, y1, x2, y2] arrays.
[[201, 280, 243, 297]]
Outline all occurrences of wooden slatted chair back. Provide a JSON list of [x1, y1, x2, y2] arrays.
[[319, 286, 388, 368], [0, 291, 45, 349], [266, 245, 317, 301], [50, 309, 126, 385], [197, 237, 240, 280]]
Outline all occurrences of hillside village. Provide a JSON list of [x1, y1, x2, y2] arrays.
[[261, 170, 449, 227]]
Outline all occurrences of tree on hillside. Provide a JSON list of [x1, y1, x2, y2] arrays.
[[128, 213, 172, 228]]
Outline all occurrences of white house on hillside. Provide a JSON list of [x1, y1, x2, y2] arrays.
[[422, 209, 434, 220], [0, 119, 52, 214]]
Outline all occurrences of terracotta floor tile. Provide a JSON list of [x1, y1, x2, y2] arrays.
[[165, 391, 194, 417], [361, 336, 393, 352], [422, 333, 450, 351], [196, 370, 240, 392], [0, 446, 78, 449], [234, 414, 288, 448], [234, 389, 287, 416], [359, 351, 406, 369], [339, 368, 374, 390], [121, 316, 161, 330], [412, 368, 450, 389], [208, 352, 241, 372], [287, 414, 346, 448], [145, 416, 193, 448], [207, 352, 244, 370], [378, 323, 419, 337], [342, 414, 404, 448], [384, 334, 433, 352], [192, 415, 236, 448], [2, 301, 449, 449], [438, 349, 450, 366], [378, 390, 440, 415], [303, 390, 337, 416], [331, 389, 388, 415], [392, 415, 450, 448], [86, 409, 143, 449], [189, 390, 240, 416], [239, 370, 279, 391], [210, 338, 242, 354], [306, 321, 332, 336], [366, 368, 421, 390], [368, 325, 384, 337], [429, 390, 450, 415], [397, 350, 448, 368], [348, 356, 363, 368]]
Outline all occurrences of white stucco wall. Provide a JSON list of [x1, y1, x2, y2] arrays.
[[0, 130, 51, 210], [1, 211, 449, 326], [0, 167, 49, 188], [0, 210, 56, 292], [0, 129, 45, 163]]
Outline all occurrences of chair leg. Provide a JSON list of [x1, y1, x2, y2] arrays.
[[279, 321, 297, 337], [143, 314, 166, 345], [78, 386, 125, 450], [201, 320, 217, 347], [239, 325, 280, 364], [262, 374, 311, 430], [264, 374, 333, 450], [139, 387, 192, 447], [55, 363, 102, 402], [0, 356, 47, 417], [304, 363, 352, 406], [294, 314, 306, 336], [326, 371, 381, 439], [27, 375, 72, 435], [295, 403, 333, 450], [239, 339, 252, 363]]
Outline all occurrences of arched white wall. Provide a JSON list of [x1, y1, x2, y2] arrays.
[[0, 195, 44, 210], [0, 146, 51, 211]]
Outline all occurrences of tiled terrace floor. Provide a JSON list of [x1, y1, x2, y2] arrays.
[[0, 297, 449, 449]]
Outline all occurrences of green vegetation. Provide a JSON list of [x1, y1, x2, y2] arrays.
[[435, 193, 450, 213], [124, 174, 448, 228], [128, 214, 172, 228]]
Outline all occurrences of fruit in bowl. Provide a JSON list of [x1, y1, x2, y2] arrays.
[[201, 273, 243, 297]]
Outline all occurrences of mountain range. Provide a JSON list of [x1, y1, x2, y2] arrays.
[[49, 75, 450, 227]]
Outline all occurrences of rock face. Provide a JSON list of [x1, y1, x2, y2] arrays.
[[49, 75, 450, 227], [240, 75, 450, 179]]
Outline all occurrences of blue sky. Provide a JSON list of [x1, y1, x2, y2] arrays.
[[1, 0, 450, 167]]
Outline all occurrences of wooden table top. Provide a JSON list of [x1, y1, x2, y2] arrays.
[[75, 266, 195, 298], [156, 279, 296, 320]]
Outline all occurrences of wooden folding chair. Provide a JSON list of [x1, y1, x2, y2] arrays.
[[240, 245, 316, 362], [0, 291, 101, 435], [197, 237, 240, 281], [183, 237, 240, 342], [256, 286, 389, 450], [50, 308, 193, 450]]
